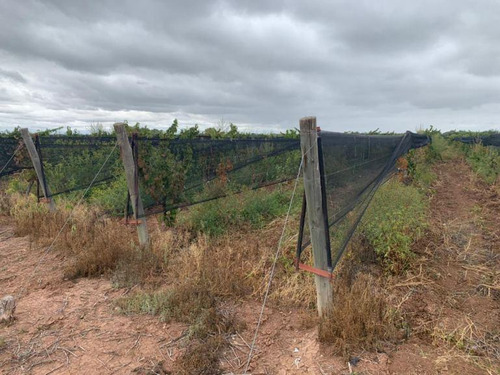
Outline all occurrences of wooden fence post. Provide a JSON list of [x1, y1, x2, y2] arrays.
[[114, 123, 149, 247], [299, 117, 333, 316], [20, 128, 56, 211]]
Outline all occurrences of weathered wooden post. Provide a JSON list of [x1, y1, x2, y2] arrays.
[[114, 123, 149, 247], [20, 128, 56, 211], [300, 116, 333, 316]]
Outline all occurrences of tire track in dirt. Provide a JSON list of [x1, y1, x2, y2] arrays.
[[387, 159, 499, 374]]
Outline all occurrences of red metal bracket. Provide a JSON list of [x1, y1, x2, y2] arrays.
[[295, 260, 334, 280], [120, 218, 142, 225]]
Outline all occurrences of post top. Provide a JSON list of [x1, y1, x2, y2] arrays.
[[299, 116, 317, 131]]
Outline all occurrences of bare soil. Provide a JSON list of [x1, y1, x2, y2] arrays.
[[0, 159, 498, 374]]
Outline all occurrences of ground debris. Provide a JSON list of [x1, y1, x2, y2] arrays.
[[0, 295, 15, 322]]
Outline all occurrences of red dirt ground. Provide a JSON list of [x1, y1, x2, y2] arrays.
[[0, 159, 498, 374]]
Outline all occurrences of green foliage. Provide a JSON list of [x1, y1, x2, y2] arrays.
[[406, 132, 461, 188], [407, 154, 436, 188], [366, 128, 395, 135], [406, 146, 436, 188], [179, 124, 200, 139], [137, 139, 187, 219], [116, 285, 213, 331], [360, 179, 428, 274], [444, 129, 499, 184], [178, 186, 294, 236], [6, 171, 32, 194], [465, 144, 499, 184], [281, 128, 300, 139], [443, 129, 499, 139], [89, 175, 128, 215], [203, 123, 240, 139]]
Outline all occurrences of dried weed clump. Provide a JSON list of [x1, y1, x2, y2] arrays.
[[172, 235, 258, 298], [117, 279, 240, 375], [318, 273, 399, 356], [9, 196, 149, 281], [175, 336, 224, 375], [0, 189, 14, 216]]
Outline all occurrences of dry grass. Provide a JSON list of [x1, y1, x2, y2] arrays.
[[431, 315, 500, 375], [174, 336, 224, 375], [432, 317, 500, 359], [171, 235, 256, 298], [116, 279, 241, 375], [0, 190, 13, 215], [5, 191, 407, 371], [9, 195, 149, 282], [318, 273, 399, 356], [8, 192, 316, 307]]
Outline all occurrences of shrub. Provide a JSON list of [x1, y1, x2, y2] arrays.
[[177, 186, 294, 236], [318, 274, 399, 355], [406, 134, 451, 188], [0, 189, 13, 216], [89, 175, 129, 215], [407, 147, 436, 188], [175, 336, 224, 375], [9, 195, 144, 280], [407, 133, 463, 188], [360, 179, 428, 274], [116, 280, 239, 375], [465, 144, 499, 184]]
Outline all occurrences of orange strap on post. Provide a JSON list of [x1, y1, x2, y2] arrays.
[[120, 218, 142, 225], [295, 259, 334, 280]]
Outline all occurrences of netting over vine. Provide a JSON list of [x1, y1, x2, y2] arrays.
[[296, 131, 430, 271], [454, 134, 500, 147], [0, 137, 31, 178]]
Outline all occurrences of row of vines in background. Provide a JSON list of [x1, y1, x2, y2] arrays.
[[1, 121, 301, 227], [444, 129, 499, 183], [357, 129, 499, 275]]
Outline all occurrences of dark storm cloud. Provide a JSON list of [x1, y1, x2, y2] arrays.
[[0, 0, 499, 132]]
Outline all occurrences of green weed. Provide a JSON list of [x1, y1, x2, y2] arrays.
[[465, 144, 499, 184], [177, 186, 294, 236], [360, 179, 429, 274]]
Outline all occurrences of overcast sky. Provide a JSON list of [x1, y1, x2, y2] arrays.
[[1, 1, 499, 133]]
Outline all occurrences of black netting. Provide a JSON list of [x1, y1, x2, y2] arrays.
[[35, 135, 121, 200], [135, 137, 300, 217], [0, 137, 32, 179], [297, 131, 430, 271], [4, 128, 430, 271], [5, 133, 300, 217], [454, 134, 500, 147]]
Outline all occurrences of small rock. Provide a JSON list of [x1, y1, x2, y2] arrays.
[[349, 356, 360, 366], [0, 295, 16, 322]]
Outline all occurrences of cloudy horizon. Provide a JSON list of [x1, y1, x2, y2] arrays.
[[1, 0, 499, 134]]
